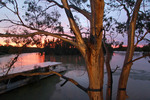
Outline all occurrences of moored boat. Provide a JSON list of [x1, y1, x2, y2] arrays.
[[0, 61, 66, 94]]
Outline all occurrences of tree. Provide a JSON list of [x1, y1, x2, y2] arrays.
[[0, 0, 150, 100], [105, 0, 149, 100]]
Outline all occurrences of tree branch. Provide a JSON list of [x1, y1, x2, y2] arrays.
[[47, 0, 91, 20], [61, 0, 86, 56], [0, 0, 24, 25], [0, 19, 23, 27], [69, 4, 91, 20], [5, 44, 28, 75], [0, 31, 78, 47], [0, 70, 87, 93], [0, 0, 86, 55], [0, 18, 78, 48], [5, 54, 19, 75], [14, 0, 25, 25], [125, 53, 150, 66], [123, 0, 142, 64], [47, 0, 64, 8], [134, 31, 149, 48], [36, 4, 56, 18], [129, 53, 150, 65], [112, 66, 119, 73], [116, 0, 131, 30], [0, 2, 16, 14]]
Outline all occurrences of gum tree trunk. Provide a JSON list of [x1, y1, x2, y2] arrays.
[[60, 0, 105, 100], [85, 48, 104, 100], [117, 0, 142, 100]]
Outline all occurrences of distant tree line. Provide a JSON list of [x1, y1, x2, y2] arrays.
[[114, 43, 150, 52], [43, 38, 81, 55], [0, 41, 149, 55], [0, 45, 43, 55], [142, 43, 150, 52], [0, 38, 81, 55]]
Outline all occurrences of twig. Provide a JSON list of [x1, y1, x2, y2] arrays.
[[134, 31, 149, 48], [5, 54, 19, 75], [112, 66, 120, 73], [125, 53, 150, 66], [46, 0, 91, 20], [5, 44, 27, 75]]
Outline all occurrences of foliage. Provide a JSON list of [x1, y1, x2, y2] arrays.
[[43, 38, 80, 55], [105, 0, 150, 43], [23, 0, 62, 31], [0, 45, 43, 54], [142, 43, 150, 52]]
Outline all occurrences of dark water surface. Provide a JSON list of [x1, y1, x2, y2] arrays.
[[0, 51, 150, 100]]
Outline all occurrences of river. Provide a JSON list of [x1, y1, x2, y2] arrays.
[[0, 51, 150, 100]]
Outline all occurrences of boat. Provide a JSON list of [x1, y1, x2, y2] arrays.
[[0, 61, 66, 94]]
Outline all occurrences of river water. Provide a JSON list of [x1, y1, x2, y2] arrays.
[[0, 51, 150, 100]]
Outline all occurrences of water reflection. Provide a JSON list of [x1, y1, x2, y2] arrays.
[[0, 52, 150, 100], [0, 53, 45, 68], [45, 54, 85, 65]]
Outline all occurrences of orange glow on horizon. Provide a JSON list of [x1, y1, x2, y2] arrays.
[[0, 41, 41, 48], [14, 53, 45, 67], [0, 39, 144, 48], [112, 44, 143, 48]]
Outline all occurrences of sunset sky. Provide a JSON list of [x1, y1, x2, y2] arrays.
[[0, 0, 149, 47]]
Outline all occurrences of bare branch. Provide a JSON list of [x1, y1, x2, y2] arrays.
[[0, 18, 78, 48], [0, 19, 22, 26], [0, 70, 87, 93], [5, 55, 19, 75], [0, 2, 16, 14], [139, 11, 150, 21], [0, 31, 77, 47], [47, 0, 64, 8], [37, 4, 56, 18], [0, 18, 43, 32], [134, 31, 149, 48], [127, 53, 150, 65], [116, 0, 131, 29], [47, 0, 91, 20], [61, 0, 86, 55], [13, 0, 25, 25], [5, 44, 28, 75], [0, 0, 24, 25], [112, 66, 120, 73], [123, 0, 142, 64], [69, 4, 91, 20], [124, 53, 150, 67], [0, 18, 41, 31], [0, 0, 86, 54]]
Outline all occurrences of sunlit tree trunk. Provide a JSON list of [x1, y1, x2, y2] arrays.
[[117, 0, 142, 100], [85, 48, 104, 100], [0, 0, 105, 100]]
